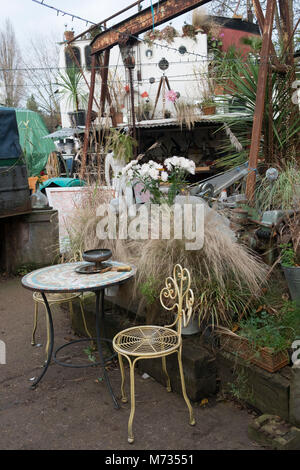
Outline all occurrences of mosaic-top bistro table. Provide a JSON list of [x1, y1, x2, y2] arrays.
[[22, 260, 136, 409]]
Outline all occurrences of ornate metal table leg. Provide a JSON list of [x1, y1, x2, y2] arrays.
[[31, 292, 54, 389], [95, 290, 119, 409]]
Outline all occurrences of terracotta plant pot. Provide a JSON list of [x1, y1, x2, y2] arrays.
[[202, 105, 216, 115], [220, 335, 289, 373], [114, 112, 123, 125]]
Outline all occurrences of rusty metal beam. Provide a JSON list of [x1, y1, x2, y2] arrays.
[[66, 1, 146, 45], [246, 0, 276, 202], [252, 0, 287, 73], [91, 0, 211, 54], [278, 0, 295, 73], [81, 55, 97, 179]]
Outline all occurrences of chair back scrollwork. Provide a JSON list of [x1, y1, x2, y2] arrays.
[[160, 264, 194, 333]]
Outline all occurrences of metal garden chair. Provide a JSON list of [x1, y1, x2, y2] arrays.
[[113, 264, 196, 443], [31, 292, 92, 358]]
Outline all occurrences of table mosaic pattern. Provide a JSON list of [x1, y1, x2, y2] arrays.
[[22, 261, 136, 293]]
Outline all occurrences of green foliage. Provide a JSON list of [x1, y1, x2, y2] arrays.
[[56, 66, 87, 111], [240, 36, 262, 54], [215, 54, 300, 169], [196, 279, 251, 329], [83, 345, 96, 363], [255, 161, 300, 212], [26, 94, 40, 113], [16, 263, 40, 276], [139, 276, 160, 305], [280, 301, 300, 337], [228, 368, 253, 402], [105, 129, 137, 163], [280, 243, 297, 267], [238, 301, 300, 353], [212, 45, 244, 81]]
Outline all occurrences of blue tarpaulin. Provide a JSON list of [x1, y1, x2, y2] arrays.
[[0, 108, 23, 160]]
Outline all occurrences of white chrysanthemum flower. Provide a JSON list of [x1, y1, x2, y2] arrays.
[[161, 171, 169, 182], [140, 163, 150, 177], [149, 168, 159, 180], [164, 156, 195, 174]]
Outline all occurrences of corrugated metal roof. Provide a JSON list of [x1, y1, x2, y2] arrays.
[[131, 113, 250, 128], [43, 127, 85, 139]]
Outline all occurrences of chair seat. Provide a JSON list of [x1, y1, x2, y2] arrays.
[[33, 292, 81, 304], [113, 325, 180, 357]]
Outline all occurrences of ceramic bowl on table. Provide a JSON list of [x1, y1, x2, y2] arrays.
[[76, 249, 113, 274]]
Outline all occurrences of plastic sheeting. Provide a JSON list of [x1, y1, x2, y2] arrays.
[[15, 109, 56, 176]]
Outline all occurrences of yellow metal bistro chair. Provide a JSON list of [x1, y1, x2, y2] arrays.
[[113, 264, 196, 444], [31, 292, 93, 358]]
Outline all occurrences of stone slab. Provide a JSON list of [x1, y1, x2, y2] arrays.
[[248, 414, 300, 450]]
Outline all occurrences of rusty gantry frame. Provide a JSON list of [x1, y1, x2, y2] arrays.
[[71, 0, 296, 203], [79, 0, 212, 176]]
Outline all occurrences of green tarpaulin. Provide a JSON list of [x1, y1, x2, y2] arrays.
[[15, 109, 56, 177]]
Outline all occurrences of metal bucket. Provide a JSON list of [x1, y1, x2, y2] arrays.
[[282, 266, 300, 303]]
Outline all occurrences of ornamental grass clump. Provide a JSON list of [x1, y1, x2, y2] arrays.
[[131, 205, 268, 328]]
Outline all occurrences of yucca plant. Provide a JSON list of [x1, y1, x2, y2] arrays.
[[215, 56, 300, 169], [56, 66, 87, 112]]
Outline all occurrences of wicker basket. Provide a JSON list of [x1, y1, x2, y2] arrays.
[[220, 334, 289, 373]]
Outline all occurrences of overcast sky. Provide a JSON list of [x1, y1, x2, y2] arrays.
[[1, 0, 192, 44]]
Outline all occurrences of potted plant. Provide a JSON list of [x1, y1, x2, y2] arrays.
[[105, 128, 137, 164], [182, 23, 197, 40], [201, 98, 216, 115], [161, 25, 178, 44], [56, 66, 88, 127], [219, 307, 296, 373], [144, 29, 162, 46]]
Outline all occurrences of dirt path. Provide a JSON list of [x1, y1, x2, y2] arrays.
[[0, 277, 263, 450]]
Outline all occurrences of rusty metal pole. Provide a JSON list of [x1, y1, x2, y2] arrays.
[[252, 0, 286, 73], [80, 54, 97, 179], [246, 0, 275, 202], [278, 0, 295, 75], [128, 65, 137, 149], [100, 49, 110, 116], [98, 51, 117, 127]]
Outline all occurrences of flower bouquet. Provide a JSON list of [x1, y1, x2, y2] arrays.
[[121, 156, 195, 205]]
